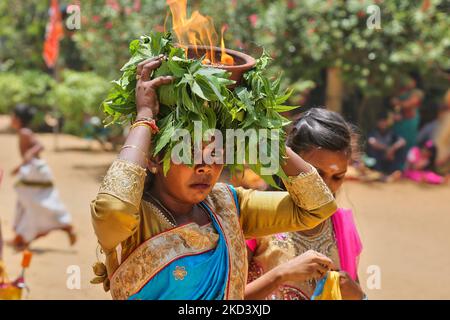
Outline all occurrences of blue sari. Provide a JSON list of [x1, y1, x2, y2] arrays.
[[109, 185, 247, 300]]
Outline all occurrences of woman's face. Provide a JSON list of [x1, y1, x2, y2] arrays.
[[152, 143, 224, 205], [299, 147, 349, 195]]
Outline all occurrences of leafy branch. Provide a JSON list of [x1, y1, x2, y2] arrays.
[[102, 32, 298, 183]]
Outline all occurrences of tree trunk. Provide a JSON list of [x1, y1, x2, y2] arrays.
[[326, 67, 343, 113]]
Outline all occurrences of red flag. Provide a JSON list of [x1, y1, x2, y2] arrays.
[[43, 0, 64, 68]]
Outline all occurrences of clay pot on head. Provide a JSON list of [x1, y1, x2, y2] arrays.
[[185, 45, 256, 87]]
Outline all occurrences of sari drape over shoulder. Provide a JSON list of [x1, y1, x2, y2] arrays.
[[91, 159, 337, 300]]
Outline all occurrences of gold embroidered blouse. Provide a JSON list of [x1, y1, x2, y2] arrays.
[[248, 219, 340, 300], [90, 159, 337, 285]]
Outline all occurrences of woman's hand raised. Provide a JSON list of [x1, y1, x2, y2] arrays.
[[135, 55, 174, 118]]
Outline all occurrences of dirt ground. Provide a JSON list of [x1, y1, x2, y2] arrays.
[[1, 128, 449, 300]]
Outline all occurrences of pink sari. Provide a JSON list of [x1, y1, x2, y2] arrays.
[[404, 146, 444, 185]]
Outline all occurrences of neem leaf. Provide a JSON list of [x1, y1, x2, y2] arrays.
[[120, 54, 147, 72], [188, 59, 203, 73], [172, 56, 191, 63], [150, 32, 163, 54], [129, 39, 140, 55], [195, 75, 223, 102], [153, 114, 175, 155], [191, 81, 209, 101], [272, 105, 299, 113], [197, 67, 228, 77], [167, 49, 187, 77], [154, 126, 174, 155], [167, 61, 185, 78], [181, 86, 195, 111], [271, 76, 282, 94], [235, 87, 255, 115], [275, 88, 294, 105], [204, 107, 217, 130], [157, 83, 177, 107], [162, 150, 172, 176]]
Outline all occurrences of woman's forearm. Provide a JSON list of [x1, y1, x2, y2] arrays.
[[281, 147, 313, 176], [391, 138, 406, 151], [368, 138, 387, 151], [245, 267, 284, 300], [118, 109, 154, 168]]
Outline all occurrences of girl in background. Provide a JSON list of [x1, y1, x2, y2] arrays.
[[10, 104, 76, 250], [404, 140, 445, 185], [246, 108, 365, 300]]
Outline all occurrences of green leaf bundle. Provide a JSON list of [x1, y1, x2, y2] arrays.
[[102, 32, 298, 185]]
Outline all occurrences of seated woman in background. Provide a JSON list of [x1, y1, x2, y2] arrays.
[[367, 112, 406, 179], [404, 140, 445, 185], [246, 108, 366, 300]]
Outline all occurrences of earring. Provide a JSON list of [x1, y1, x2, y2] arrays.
[[150, 167, 158, 174]]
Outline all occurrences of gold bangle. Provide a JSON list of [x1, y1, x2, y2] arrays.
[[121, 144, 148, 161], [131, 122, 152, 133]]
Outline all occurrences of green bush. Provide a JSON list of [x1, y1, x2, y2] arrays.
[[0, 73, 26, 114], [48, 70, 110, 135], [0, 70, 111, 135], [0, 71, 55, 114]]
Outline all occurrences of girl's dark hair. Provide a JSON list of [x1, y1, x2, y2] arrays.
[[13, 104, 36, 127], [272, 107, 358, 191], [420, 140, 437, 171], [287, 107, 357, 158]]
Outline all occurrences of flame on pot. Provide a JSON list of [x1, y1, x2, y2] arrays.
[[166, 0, 234, 66]]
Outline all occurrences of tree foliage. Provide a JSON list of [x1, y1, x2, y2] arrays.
[[0, 0, 448, 133]]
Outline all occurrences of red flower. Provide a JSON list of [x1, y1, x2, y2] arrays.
[[92, 15, 101, 23], [287, 0, 296, 9], [104, 21, 113, 30], [106, 0, 121, 12], [421, 0, 431, 12], [133, 0, 141, 12], [248, 14, 258, 27]]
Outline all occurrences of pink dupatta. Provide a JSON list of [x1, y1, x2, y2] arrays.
[[331, 208, 362, 281]]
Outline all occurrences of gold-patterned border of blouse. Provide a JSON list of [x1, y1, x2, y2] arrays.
[[282, 163, 335, 211], [110, 222, 219, 300], [98, 159, 147, 209]]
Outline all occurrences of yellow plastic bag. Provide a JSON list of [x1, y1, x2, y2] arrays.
[[311, 271, 342, 300], [0, 261, 22, 300], [0, 251, 32, 300]]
